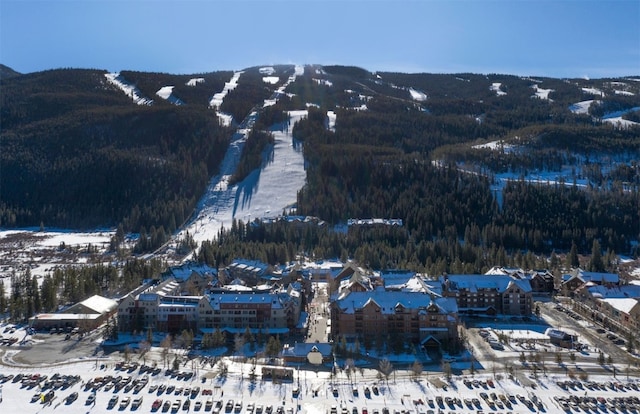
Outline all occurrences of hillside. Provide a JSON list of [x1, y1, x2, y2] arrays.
[[0, 64, 21, 80], [1, 65, 639, 270]]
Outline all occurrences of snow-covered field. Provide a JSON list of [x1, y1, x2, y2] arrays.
[[0, 229, 117, 294], [1, 335, 639, 414], [531, 84, 554, 100]]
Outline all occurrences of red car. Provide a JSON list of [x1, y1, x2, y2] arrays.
[[152, 399, 163, 411]]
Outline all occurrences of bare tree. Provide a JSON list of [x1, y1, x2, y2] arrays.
[[378, 358, 393, 385], [411, 360, 423, 380], [442, 361, 452, 382], [160, 335, 172, 368], [234, 333, 246, 361], [344, 358, 356, 384]]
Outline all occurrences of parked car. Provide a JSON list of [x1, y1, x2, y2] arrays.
[[120, 396, 131, 409], [108, 395, 119, 408], [66, 392, 78, 404]]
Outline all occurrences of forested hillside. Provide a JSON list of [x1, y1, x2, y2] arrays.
[[1, 64, 639, 271], [0, 68, 236, 248]]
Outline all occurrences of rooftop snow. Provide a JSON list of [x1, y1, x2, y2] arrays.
[[601, 297, 639, 314]]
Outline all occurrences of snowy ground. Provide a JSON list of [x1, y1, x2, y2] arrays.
[[0, 229, 119, 295], [178, 110, 307, 246], [1, 341, 639, 414]]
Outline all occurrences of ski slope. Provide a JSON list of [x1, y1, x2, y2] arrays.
[[178, 66, 307, 246]]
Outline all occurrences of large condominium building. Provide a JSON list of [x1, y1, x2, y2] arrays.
[[330, 271, 459, 349], [438, 274, 533, 315], [117, 277, 302, 335]]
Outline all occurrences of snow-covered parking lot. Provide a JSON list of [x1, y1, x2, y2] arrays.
[[1, 355, 640, 414]]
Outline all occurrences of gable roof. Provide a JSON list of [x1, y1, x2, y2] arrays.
[[335, 289, 457, 314], [564, 268, 619, 284], [66, 294, 117, 314], [601, 298, 640, 314], [441, 274, 532, 293]]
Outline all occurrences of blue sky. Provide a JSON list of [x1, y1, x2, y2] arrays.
[[1, 0, 638, 78]]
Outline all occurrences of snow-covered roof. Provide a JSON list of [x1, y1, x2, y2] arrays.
[[586, 284, 640, 299], [579, 270, 619, 283], [281, 342, 332, 357], [601, 298, 640, 314], [566, 269, 619, 284], [167, 262, 217, 281], [69, 295, 117, 314], [335, 289, 457, 314], [31, 313, 102, 321], [381, 269, 415, 287], [442, 274, 532, 293], [228, 259, 269, 275], [208, 292, 292, 309]]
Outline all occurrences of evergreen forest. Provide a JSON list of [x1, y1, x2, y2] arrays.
[[2, 64, 639, 276]]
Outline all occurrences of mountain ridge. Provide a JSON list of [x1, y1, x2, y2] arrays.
[[1, 64, 639, 267]]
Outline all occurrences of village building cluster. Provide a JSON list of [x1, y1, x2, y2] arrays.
[[27, 259, 635, 352]]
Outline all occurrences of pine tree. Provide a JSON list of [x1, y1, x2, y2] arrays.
[[567, 241, 579, 268], [589, 239, 604, 272]]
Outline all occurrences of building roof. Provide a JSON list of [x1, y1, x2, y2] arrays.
[[601, 298, 640, 314], [578, 270, 619, 284], [167, 262, 217, 281], [381, 269, 416, 289], [281, 342, 332, 358], [228, 259, 269, 275], [564, 268, 619, 284], [64, 295, 117, 315], [208, 291, 294, 309], [29, 313, 102, 322], [586, 284, 640, 299], [335, 288, 457, 314], [441, 274, 532, 293], [545, 328, 573, 340], [485, 266, 526, 278]]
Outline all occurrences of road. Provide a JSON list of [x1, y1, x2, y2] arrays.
[[306, 283, 330, 344], [538, 301, 638, 366]]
